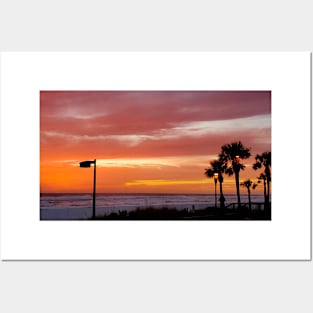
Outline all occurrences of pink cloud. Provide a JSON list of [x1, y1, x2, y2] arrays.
[[40, 90, 271, 165]]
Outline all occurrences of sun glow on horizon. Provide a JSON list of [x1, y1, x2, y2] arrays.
[[125, 179, 208, 186]]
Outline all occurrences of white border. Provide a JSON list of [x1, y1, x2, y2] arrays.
[[0, 52, 311, 260]]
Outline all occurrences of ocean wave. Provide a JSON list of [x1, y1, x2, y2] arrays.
[[40, 193, 266, 210]]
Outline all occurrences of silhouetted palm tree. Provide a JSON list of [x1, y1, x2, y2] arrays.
[[204, 160, 226, 210], [257, 173, 267, 205], [219, 141, 251, 207], [253, 152, 271, 206], [240, 179, 257, 211]]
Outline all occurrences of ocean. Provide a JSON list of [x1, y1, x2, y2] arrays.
[[40, 193, 266, 220]]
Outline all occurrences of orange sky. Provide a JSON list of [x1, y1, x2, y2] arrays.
[[40, 91, 271, 194]]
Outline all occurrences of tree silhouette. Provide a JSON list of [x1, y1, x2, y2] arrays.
[[257, 173, 267, 205], [204, 159, 226, 211], [240, 179, 257, 211], [219, 141, 251, 207], [253, 151, 271, 217]]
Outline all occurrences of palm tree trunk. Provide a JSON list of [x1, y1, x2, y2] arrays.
[[266, 179, 271, 219], [265, 166, 271, 218], [235, 170, 241, 207], [219, 182, 225, 210], [248, 188, 251, 211], [263, 179, 266, 204]]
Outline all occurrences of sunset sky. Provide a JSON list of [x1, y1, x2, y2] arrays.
[[40, 91, 271, 194]]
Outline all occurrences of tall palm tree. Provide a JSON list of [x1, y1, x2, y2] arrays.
[[219, 141, 251, 207], [240, 179, 257, 211], [204, 159, 226, 210], [253, 152, 271, 205], [257, 173, 267, 205]]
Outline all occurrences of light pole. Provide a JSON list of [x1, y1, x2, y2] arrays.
[[214, 172, 218, 208], [79, 159, 96, 219]]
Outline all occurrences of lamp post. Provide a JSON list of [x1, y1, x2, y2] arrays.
[[79, 159, 96, 219], [213, 172, 218, 208]]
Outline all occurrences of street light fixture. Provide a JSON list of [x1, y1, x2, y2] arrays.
[[79, 159, 96, 219], [213, 172, 218, 208]]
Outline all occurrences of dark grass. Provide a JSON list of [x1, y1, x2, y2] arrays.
[[92, 206, 270, 221]]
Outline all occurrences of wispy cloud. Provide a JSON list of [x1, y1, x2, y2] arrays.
[[125, 179, 208, 186], [41, 131, 154, 146], [41, 114, 270, 146], [158, 114, 271, 138], [67, 155, 217, 169]]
